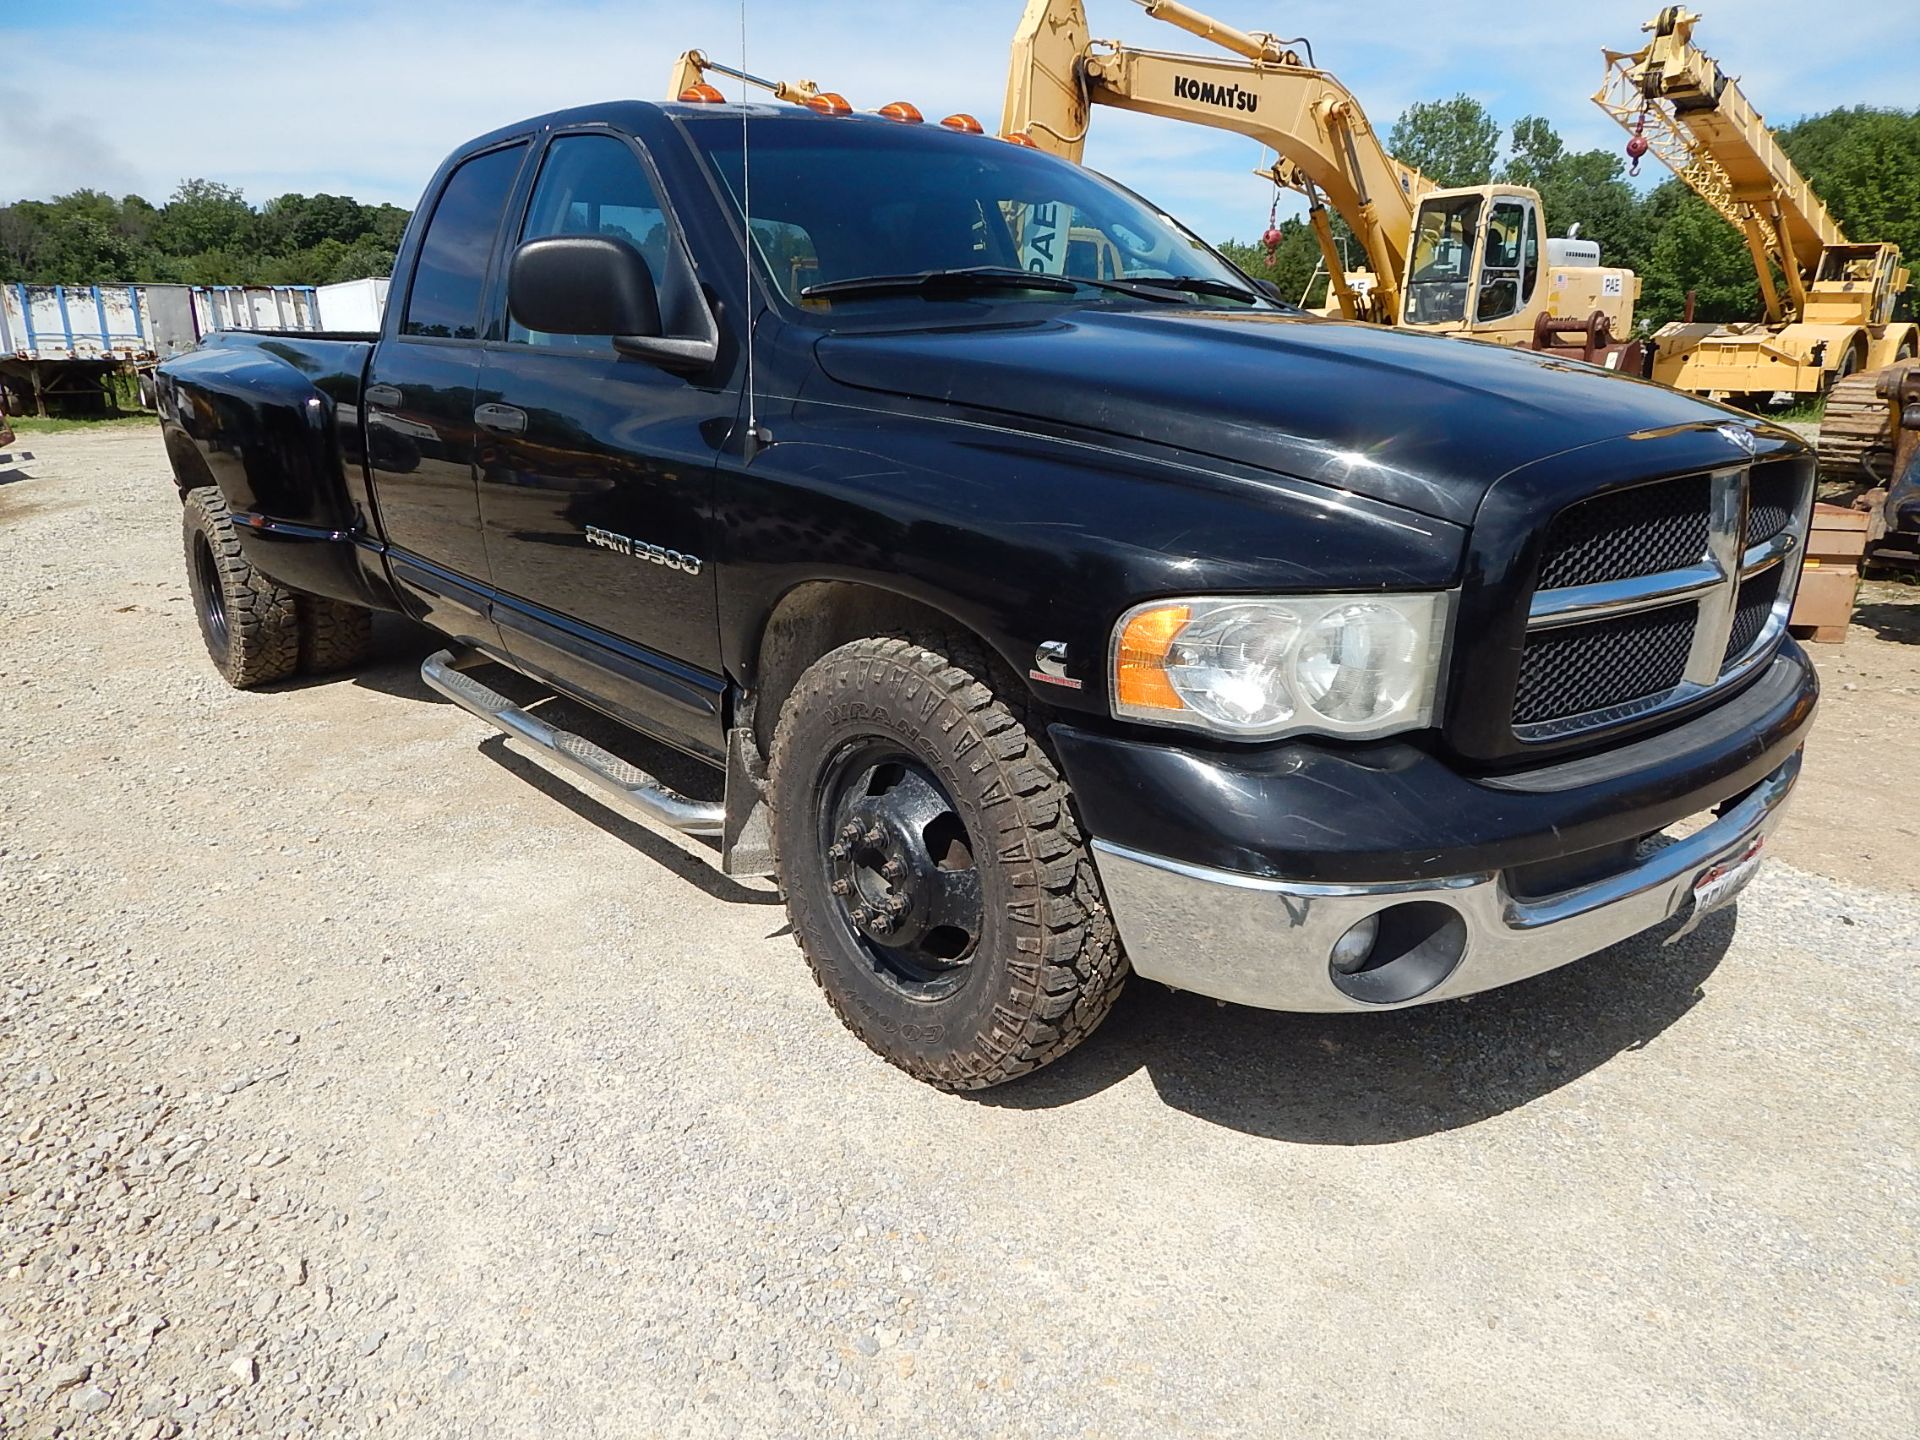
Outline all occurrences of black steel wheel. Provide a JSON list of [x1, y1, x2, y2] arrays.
[[816, 741, 983, 1001], [770, 635, 1127, 1090]]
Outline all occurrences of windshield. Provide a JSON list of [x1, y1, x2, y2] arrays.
[[1404, 194, 1482, 327], [689, 115, 1262, 310]]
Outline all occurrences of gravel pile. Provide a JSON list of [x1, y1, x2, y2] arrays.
[[2, 429, 1915, 1438]]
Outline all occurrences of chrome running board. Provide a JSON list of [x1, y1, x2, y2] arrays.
[[421, 649, 725, 837]]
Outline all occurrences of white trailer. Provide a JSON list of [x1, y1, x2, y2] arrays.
[[0, 283, 158, 416], [315, 277, 390, 333], [191, 285, 321, 335]]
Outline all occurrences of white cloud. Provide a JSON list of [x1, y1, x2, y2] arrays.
[[0, 0, 1903, 245]]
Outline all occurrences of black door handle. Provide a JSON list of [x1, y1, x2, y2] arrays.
[[364, 383, 402, 408], [474, 403, 528, 435]]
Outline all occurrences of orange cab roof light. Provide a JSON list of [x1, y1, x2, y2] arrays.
[[940, 113, 985, 134], [805, 92, 853, 116], [877, 101, 924, 124], [678, 83, 726, 104], [1003, 131, 1039, 148]]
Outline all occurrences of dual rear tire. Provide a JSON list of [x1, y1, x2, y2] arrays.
[[182, 485, 372, 689]]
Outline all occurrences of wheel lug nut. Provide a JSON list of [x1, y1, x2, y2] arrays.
[[840, 823, 862, 843], [886, 896, 908, 915], [882, 858, 906, 881], [830, 878, 851, 897], [850, 906, 871, 927], [863, 826, 885, 847], [870, 914, 895, 935], [828, 842, 849, 862]]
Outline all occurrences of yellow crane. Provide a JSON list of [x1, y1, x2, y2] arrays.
[[1595, 5, 1917, 440], [1003, 0, 1644, 365]]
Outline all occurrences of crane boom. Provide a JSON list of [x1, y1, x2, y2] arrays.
[[1592, 5, 1914, 414], [1595, 6, 1845, 322]]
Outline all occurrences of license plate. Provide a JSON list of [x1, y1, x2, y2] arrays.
[[1666, 836, 1767, 943]]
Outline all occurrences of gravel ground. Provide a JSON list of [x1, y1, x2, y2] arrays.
[[2, 428, 1916, 1439]]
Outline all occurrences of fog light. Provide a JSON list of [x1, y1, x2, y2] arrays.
[[1329, 914, 1380, 974]]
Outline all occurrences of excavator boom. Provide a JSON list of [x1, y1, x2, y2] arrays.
[[1003, 0, 1427, 323]]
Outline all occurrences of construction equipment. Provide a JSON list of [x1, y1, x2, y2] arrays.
[[1595, 5, 1918, 438], [1002, 0, 1644, 366]]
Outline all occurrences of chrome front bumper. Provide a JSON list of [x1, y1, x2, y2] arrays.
[[1091, 750, 1801, 1013]]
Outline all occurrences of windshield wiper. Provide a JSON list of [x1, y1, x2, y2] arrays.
[[799, 267, 1079, 300], [1154, 275, 1263, 303]]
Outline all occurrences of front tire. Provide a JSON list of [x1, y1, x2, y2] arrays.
[[182, 486, 300, 689], [769, 637, 1126, 1090]]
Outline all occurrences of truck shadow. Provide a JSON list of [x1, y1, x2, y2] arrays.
[[325, 617, 772, 907], [973, 910, 1736, 1143], [1849, 599, 1920, 645]]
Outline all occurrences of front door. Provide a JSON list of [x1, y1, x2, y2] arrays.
[[476, 130, 734, 759], [365, 140, 527, 647]]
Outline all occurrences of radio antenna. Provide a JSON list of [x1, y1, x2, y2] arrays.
[[739, 0, 760, 460]]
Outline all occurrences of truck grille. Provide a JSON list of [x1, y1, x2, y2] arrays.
[[1514, 605, 1696, 727], [1512, 457, 1811, 740]]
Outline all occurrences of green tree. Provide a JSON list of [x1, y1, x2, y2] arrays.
[[152, 179, 254, 259], [1499, 115, 1649, 276], [1777, 107, 1920, 267], [1388, 95, 1500, 187], [1639, 180, 1763, 327]]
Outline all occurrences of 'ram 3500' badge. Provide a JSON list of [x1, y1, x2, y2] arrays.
[[584, 526, 702, 576]]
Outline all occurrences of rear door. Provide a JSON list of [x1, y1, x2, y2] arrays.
[[364, 140, 528, 646], [475, 129, 734, 759]]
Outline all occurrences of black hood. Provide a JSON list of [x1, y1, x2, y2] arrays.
[[815, 307, 1775, 525]]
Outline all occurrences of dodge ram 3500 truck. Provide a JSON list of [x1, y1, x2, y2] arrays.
[[157, 100, 1818, 1090]]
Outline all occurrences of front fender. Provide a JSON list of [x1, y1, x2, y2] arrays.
[[716, 401, 1466, 720]]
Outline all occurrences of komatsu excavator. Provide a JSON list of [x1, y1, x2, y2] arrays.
[[1596, 6, 1918, 480], [1001, 0, 1644, 367]]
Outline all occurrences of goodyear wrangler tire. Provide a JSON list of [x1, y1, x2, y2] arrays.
[[182, 486, 300, 689], [769, 636, 1127, 1090]]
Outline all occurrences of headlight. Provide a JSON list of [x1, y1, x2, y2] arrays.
[[1111, 593, 1452, 740]]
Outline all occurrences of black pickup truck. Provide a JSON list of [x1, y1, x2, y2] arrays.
[[157, 99, 1817, 1089]]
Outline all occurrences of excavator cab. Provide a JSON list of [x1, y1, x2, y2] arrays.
[[1400, 187, 1545, 337]]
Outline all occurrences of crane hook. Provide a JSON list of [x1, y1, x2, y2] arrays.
[[1261, 185, 1284, 270], [1626, 110, 1651, 177]]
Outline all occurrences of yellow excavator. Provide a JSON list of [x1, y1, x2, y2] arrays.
[[1595, 6, 1918, 479], [1002, 0, 1645, 367]]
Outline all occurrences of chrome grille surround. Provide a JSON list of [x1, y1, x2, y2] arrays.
[[1515, 462, 1813, 742]]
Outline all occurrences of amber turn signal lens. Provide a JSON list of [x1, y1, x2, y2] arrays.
[[806, 92, 853, 116], [1003, 131, 1039, 148], [1114, 605, 1191, 712], [878, 101, 925, 124], [940, 113, 985, 134], [678, 84, 726, 104]]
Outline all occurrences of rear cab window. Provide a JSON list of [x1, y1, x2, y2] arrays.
[[402, 144, 528, 339]]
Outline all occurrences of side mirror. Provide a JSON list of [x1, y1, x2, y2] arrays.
[[508, 235, 662, 339], [1252, 278, 1285, 303]]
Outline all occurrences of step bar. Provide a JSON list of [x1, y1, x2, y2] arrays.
[[420, 649, 725, 837]]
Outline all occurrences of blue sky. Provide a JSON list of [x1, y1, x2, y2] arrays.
[[2, 1, 1906, 244]]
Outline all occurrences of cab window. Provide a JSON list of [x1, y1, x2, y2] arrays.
[[403, 144, 526, 339], [510, 134, 670, 349]]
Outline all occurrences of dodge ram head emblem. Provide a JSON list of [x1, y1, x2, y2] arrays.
[[1717, 424, 1759, 458]]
